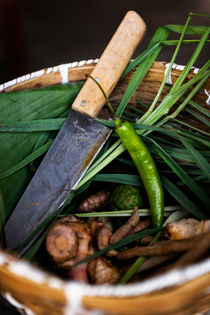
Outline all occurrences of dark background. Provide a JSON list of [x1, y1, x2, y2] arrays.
[[0, 0, 210, 85], [0, 0, 209, 313]]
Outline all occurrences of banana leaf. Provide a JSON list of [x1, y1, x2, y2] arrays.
[[0, 82, 83, 219]]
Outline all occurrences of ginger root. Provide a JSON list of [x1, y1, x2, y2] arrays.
[[110, 206, 139, 245], [167, 218, 210, 240], [45, 215, 94, 283], [77, 190, 111, 212], [88, 257, 120, 284]]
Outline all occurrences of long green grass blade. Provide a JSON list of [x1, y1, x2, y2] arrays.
[[0, 190, 5, 234], [189, 100, 210, 118], [186, 108, 210, 126], [180, 138, 210, 180], [139, 13, 192, 123], [74, 228, 161, 267], [151, 138, 209, 206], [162, 176, 206, 219], [172, 119, 210, 138], [142, 68, 210, 127], [171, 29, 210, 92], [165, 24, 209, 35], [161, 71, 209, 123], [162, 39, 210, 45], [93, 173, 142, 187]]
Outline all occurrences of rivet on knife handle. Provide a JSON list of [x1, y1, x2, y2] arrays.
[[72, 11, 146, 118]]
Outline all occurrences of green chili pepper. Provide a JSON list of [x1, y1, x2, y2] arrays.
[[115, 119, 164, 228]]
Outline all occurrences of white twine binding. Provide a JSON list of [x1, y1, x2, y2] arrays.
[[0, 59, 100, 92], [164, 62, 200, 85], [64, 258, 210, 313], [204, 89, 210, 105], [58, 64, 69, 84], [0, 247, 210, 313], [3, 292, 35, 315]]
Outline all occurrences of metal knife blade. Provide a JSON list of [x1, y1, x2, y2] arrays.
[[4, 11, 146, 251], [4, 111, 110, 250]]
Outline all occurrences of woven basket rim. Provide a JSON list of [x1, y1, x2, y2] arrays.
[[1, 249, 210, 294], [0, 58, 205, 92]]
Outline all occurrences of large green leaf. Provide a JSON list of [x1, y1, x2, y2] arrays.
[[0, 82, 83, 218]]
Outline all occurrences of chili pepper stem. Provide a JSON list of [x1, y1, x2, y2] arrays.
[[87, 74, 117, 118]]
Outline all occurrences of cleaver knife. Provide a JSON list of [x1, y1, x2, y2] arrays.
[[4, 11, 146, 251]]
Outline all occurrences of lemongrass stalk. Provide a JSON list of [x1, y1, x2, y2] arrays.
[[85, 139, 121, 175], [141, 68, 210, 128], [162, 39, 210, 45], [169, 128, 210, 148], [171, 27, 210, 92], [154, 71, 209, 129], [165, 24, 209, 35], [75, 142, 125, 190], [75, 205, 182, 218], [186, 108, 210, 126], [189, 12, 210, 18], [171, 119, 210, 138], [139, 13, 192, 123], [189, 100, 210, 118]]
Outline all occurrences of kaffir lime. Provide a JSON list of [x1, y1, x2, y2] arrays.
[[111, 184, 144, 210]]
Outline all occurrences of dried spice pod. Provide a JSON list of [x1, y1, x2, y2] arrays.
[[88, 257, 120, 284], [77, 190, 111, 212]]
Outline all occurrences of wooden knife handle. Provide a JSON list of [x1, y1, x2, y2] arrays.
[[72, 11, 146, 118]]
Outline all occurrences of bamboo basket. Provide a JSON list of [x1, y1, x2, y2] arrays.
[[0, 60, 210, 315]]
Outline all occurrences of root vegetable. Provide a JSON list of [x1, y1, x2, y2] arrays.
[[133, 218, 151, 233], [90, 221, 117, 257], [110, 206, 139, 245], [88, 257, 120, 284], [171, 231, 210, 267], [90, 221, 112, 250], [69, 263, 89, 284], [116, 233, 208, 260], [77, 190, 111, 212], [45, 223, 77, 264], [167, 218, 210, 240], [45, 216, 94, 272]]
